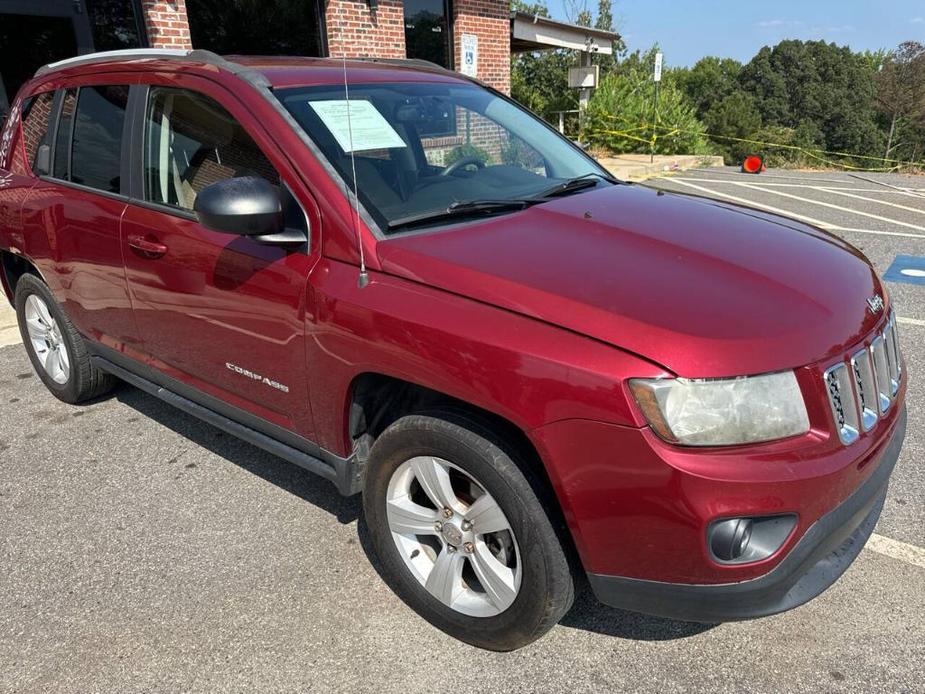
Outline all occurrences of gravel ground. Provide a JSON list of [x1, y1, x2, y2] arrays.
[[1, 168, 924, 693]]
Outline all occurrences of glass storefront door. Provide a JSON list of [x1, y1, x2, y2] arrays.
[[187, 0, 327, 58], [403, 0, 453, 69], [0, 0, 144, 117]]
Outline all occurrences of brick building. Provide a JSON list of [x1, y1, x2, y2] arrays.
[[0, 0, 518, 116]]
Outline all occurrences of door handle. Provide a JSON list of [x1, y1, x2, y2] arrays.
[[128, 235, 168, 259]]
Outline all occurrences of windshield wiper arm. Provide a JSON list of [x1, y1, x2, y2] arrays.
[[532, 172, 618, 200], [387, 199, 534, 231]]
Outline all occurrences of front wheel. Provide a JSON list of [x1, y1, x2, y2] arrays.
[[363, 413, 574, 651]]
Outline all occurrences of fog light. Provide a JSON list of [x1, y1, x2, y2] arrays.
[[710, 518, 753, 561], [708, 515, 797, 565]]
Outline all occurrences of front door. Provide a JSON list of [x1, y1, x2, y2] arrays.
[[120, 79, 318, 437]]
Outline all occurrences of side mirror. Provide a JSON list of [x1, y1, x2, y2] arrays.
[[35, 144, 51, 176], [194, 176, 284, 238]]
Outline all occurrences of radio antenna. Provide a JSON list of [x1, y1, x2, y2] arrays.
[[342, 55, 369, 289]]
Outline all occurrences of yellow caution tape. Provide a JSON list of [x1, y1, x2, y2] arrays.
[[586, 113, 923, 173]]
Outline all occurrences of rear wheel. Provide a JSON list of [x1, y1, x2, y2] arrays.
[[15, 274, 116, 404], [363, 413, 574, 651]]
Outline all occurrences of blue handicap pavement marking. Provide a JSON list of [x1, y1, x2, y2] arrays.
[[883, 255, 925, 286]]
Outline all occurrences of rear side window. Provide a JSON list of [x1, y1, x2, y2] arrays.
[[53, 89, 77, 179], [143, 87, 279, 211], [70, 85, 129, 193], [21, 91, 55, 171]]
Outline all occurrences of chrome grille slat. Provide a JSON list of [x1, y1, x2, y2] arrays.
[[870, 335, 892, 414], [884, 318, 901, 395], [823, 310, 902, 446], [850, 347, 878, 431], [824, 363, 860, 445]]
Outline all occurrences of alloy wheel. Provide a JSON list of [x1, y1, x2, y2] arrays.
[[24, 294, 70, 385], [386, 456, 522, 617]]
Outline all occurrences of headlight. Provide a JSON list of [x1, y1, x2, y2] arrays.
[[629, 371, 810, 446]]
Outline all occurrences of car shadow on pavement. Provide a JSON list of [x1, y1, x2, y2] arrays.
[[353, 507, 717, 643], [111, 385, 717, 642], [114, 386, 362, 525], [558, 586, 717, 641]]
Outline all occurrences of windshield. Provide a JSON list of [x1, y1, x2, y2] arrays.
[[276, 81, 612, 233]]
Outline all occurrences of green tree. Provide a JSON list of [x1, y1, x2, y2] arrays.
[[510, 1, 575, 117], [510, 0, 624, 124], [875, 41, 925, 161], [591, 0, 624, 72], [511, 49, 576, 117], [595, 0, 613, 32], [737, 40, 884, 159], [582, 47, 709, 155], [674, 57, 743, 120], [703, 92, 762, 163]]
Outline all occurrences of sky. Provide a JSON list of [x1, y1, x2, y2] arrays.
[[544, 0, 925, 67]]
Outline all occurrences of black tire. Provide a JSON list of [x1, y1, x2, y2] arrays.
[[15, 274, 116, 404], [363, 412, 574, 651]]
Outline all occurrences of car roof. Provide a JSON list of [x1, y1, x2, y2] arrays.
[[33, 49, 472, 90]]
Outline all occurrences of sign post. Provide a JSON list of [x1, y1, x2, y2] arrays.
[[651, 52, 663, 163]]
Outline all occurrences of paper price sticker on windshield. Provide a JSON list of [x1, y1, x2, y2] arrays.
[[309, 100, 407, 153]]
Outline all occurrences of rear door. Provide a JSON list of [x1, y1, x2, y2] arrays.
[[18, 81, 139, 347], [120, 76, 319, 437]]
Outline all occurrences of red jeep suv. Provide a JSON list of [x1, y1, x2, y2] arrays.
[[0, 50, 907, 651]]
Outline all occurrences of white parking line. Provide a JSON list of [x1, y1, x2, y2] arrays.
[[897, 316, 925, 327], [661, 180, 925, 239], [689, 169, 855, 184], [673, 177, 925, 197], [834, 228, 925, 239], [808, 187, 925, 216], [849, 173, 925, 198], [666, 179, 840, 228], [718, 181, 925, 232], [867, 534, 925, 569]]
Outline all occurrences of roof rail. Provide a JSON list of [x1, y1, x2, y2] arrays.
[[34, 48, 247, 79], [352, 57, 450, 73]]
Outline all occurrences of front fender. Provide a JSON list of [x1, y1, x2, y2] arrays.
[[306, 258, 668, 456]]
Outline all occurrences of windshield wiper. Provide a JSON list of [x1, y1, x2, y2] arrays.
[[387, 199, 534, 232], [532, 172, 618, 200], [385, 173, 619, 232]]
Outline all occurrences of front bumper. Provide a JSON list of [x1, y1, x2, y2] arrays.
[[586, 406, 906, 622]]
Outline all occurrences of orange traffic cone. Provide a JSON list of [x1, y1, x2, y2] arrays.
[[742, 155, 764, 174]]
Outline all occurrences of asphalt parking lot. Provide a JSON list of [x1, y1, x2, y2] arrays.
[[2, 168, 925, 693]]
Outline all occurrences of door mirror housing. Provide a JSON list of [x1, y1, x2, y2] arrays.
[[35, 144, 51, 176], [194, 176, 285, 238]]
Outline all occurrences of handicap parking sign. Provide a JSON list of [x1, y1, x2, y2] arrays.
[[884, 255, 925, 286], [461, 34, 478, 77]]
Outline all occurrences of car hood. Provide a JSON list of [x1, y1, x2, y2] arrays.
[[376, 184, 886, 377]]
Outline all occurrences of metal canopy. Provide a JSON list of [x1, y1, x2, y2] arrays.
[[510, 11, 620, 55]]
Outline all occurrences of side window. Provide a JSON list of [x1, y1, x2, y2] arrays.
[[144, 87, 280, 211], [53, 89, 77, 179], [70, 85, 129, 193], [20, 92, 55, 172]]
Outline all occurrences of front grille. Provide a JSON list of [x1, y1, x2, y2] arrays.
[[824, 311, 903, 445]]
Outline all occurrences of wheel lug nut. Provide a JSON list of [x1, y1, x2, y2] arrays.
[[464, 542, 474, 554], [446, 545, 457, 553], [442, 508, 453, 519], [434, 521, 443, 532], [461, 521, 472, 531]]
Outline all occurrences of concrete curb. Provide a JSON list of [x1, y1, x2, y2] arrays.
[[598, 154, 724, 181], [0, 302, 20, 348]]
